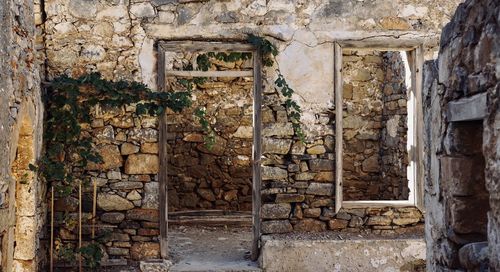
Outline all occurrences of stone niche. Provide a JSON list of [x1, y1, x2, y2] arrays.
[[342, 50, 409, 201], [165, 51, 254, 212]]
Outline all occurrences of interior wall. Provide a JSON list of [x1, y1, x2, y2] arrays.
[[165, 51, 254, 212], [342, 50, 409, 201]]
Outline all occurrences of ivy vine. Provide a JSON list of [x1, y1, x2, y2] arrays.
[[247, 34, 305, 141]]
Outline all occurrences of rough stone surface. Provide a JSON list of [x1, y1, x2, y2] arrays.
[[424, 0, 499, 270], [125, 154, 159, 174], [261, 238, 426, 272], [98, 194, 135, 211]]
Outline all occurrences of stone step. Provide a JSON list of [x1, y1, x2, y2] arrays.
[[168, 261, 261, 272]]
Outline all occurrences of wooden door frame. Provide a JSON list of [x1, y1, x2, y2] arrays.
[[157, 41, 263, 260]]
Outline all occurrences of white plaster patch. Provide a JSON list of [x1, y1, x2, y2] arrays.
[[386, 115, 400, 137], [276, 41, 334, 106], [130, 3, 156, 18], [54, 22, 76, 34], [139, 38, 156, 90], [97, 5, 129, 20], [400, 5, 429, 17], [293, 29, 318, 47]]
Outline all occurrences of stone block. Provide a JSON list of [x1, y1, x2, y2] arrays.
[[127, 209, 159, 222], [329, 219, 349, 230], [143, 182, 159, 209], [128, 128, 158, 143], [87, 145, 123, 170], [303, 208, 321, 218], [125, 154, 159, 174], [262, 204, 291, 219], [362, 155, 380, 172], [108, 247, 129, 256], [306, 183, 333, 196], [294, 219, 326, 232], [130, 242, 160, 260], [440, 156, 485, 196], [263, 138, 292, 154], [262, 123, 294, 137], [307, 145, 326, 155], [110, 181, 144, 190], [101, 212, 125, 224], [309, 159, 334, 171], [314, 172, 335, 182], [262, 166, 288, 180], [275, 194, 305, 203], [450, 196, 488, 234], [97, 193, 134, 211], [121, 143, 140, 155], [141, 143, 159, 154], [13, 217, 36, 260], [232, 126, 253, 138], [262, 220, 293, 234], [366, 216, 392, 226]]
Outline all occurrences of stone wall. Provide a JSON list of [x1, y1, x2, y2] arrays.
[[0, 0, 45, 271], [342, 50, 409, 201], [424, 0, 499, 270], [39, 0, 464, 264], [54, 103, 162, 264], [165, 52, 254, 212]]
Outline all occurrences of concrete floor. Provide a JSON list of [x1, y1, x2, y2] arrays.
[[168, 226, 260, 272]]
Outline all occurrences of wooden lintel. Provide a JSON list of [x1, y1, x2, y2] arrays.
[[158, 41, 254, 52]]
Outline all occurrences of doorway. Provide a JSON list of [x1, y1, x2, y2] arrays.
[[157, 41, 262, 270]]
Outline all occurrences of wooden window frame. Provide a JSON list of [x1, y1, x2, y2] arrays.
[[334, 42, 425, 212], [157, 41, 263, 260]]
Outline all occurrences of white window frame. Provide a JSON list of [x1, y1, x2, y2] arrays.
[[333, 42, 425, 212]]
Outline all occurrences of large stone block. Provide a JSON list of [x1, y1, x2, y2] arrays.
[[263, 138, 292, 154], [87, 145, 123, 170], [130, 242, 160, 260], [13, 216, 36, 260], [262, 166, 288, 180], [306, 183, 333, 196], [98, 193, 134, 211], [143, 182, 159, 209], [125, 154, 159, 174], [126, 209, 159, 222], [262, 203, 291, 219], [262, 220, 293, 234], [309, 159, 334, 171]]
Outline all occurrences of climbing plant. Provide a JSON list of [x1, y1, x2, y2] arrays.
[[247, 34, 305, 141]]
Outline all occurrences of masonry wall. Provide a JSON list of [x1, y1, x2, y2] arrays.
[[41, 0, 463, 264], [0, 0, 45, 271], [424, 0, 499, 270], [342, 50, 409, 201]]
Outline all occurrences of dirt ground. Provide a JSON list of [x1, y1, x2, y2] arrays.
[[167, 225, 260, 272]]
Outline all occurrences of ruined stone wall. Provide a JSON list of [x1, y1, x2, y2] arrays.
[[0, 0, 45, 271], [342, 50, 408, 201], [40, 0, 463, 262], [54, 104, 163, 264], [165, 52, 254, 212], [424, 0, 499, 270]]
